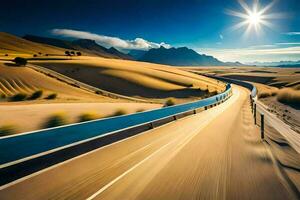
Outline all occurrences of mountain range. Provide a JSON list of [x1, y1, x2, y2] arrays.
[[136, 47, 226, 66], [246, 60, 300, 67], [1, 32, 245, 66], [23, 35, 132, 60], [23, 34, 234, 66]]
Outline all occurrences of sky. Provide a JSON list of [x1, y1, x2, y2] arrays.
[[1, 0, 300, 63]]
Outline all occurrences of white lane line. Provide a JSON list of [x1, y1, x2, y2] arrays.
[[0, 120, 177, 190], [86, 137, 178, 200], [0, 86, 240, 192], [86, 87, 241, 200]]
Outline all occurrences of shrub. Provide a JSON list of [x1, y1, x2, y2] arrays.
[[78, 112, 99, 122], [29, 90, 43, 100], [294, 85, 300, 90], [209, 91, 218, 96], [13, 57, 27, 66], [95, 90, 103, 95], [0, 93, 6, 99], [45, 93, 57, 100], [5, 54, 8, 56], [277, 88, 300, 107], [76, 52, 82, 56], [258, 92, 271, 99], [271, 91, 277, 96], [0, 124, 17, 137], [33, 54, 37, 57], [43, 113, 68, 128], [10, 93, 27, 101], [111, 109, 127, 117], [164, 98, 175, 107], [65, 51, 70, 56]]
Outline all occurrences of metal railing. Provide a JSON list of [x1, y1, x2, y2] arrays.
[[208, 75, 300, 196], [0, 84, 232, 167]]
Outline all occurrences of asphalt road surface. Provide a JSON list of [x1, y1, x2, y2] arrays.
[[0, 86, 295, 200]]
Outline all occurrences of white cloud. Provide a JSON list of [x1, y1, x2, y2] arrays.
[[283, 32, 300, 35], [51, 29, 171, 50], [198, 46, 300, 63], [275, 42, 300, 45], [219, 34, 223, 40]]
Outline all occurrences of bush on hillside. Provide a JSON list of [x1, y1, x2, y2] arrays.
[[43, 113, 68, 128], [76, 52, 82, 56], [277, 88, 300, 107], [0, 93, 6, 99], [164, 98, 175, 107], [95, 90, 103, 95], [10, 93, 27, 101], [294, 85, 300, 90], [0, 124, 17, 137], [13, 57, 27, 66], [258, 92, 271, 99], [45, 93, 57, 100], [111, 109, 127, 117], [77, 112, 100, 122], [65, 51, 71, 56], [29, 90, 43, 100]]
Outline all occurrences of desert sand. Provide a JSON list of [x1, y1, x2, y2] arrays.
[[31, 57, 225, 102], [1, 86, 297, 200]]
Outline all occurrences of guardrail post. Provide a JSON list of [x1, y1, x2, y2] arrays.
[[205, 106, 207, 110], [150, 122, 154, 129], [260, 113, 264, 140], [254, 104, 256, 125], [250, 97, 253, 113], [193, 109, 196, 114]]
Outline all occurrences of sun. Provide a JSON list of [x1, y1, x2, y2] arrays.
[[226, 0, 283, 35], [247, 11, 262, 26]]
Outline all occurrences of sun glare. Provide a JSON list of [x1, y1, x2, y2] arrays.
[[247, 11, 261, 26], [227, 0, 284, 36]]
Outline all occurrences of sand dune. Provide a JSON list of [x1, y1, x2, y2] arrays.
[[0, 62, 111, 101], [0, 32, 68, 57], [32, 57, 225, 102], [0, 102, 161, 134]]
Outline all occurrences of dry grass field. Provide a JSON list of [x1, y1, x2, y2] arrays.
[[32, 57, 225, 103], [0, 32, 69, 59], [0, 62, 108, 102], [0, 55, 224, 135], [184, 66, 300, 133]]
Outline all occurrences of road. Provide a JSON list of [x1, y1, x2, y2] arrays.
[[0, 86, 295, 200]]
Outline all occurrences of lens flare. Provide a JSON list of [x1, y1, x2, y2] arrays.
[[227, 0, 284, 36]]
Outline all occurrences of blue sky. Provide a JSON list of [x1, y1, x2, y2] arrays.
[[1, 0, 300, 62]]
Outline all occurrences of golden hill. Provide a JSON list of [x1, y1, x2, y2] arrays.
[[0, 62, 112, 102], [32, 57, 225, 102], [0, 32, 68, 56]]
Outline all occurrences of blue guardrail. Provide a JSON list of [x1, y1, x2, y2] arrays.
[[0, 85, 232, 165]]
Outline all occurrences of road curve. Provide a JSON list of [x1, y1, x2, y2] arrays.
[[0, 86, 294, 200]]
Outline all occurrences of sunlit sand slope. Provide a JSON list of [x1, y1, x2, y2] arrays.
[[0, 32, 67, 56], [32, 57, 225, 101], [0, 62, 109, 101]]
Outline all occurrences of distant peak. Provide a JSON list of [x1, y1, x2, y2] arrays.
[[73, 39, 97, 44]]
